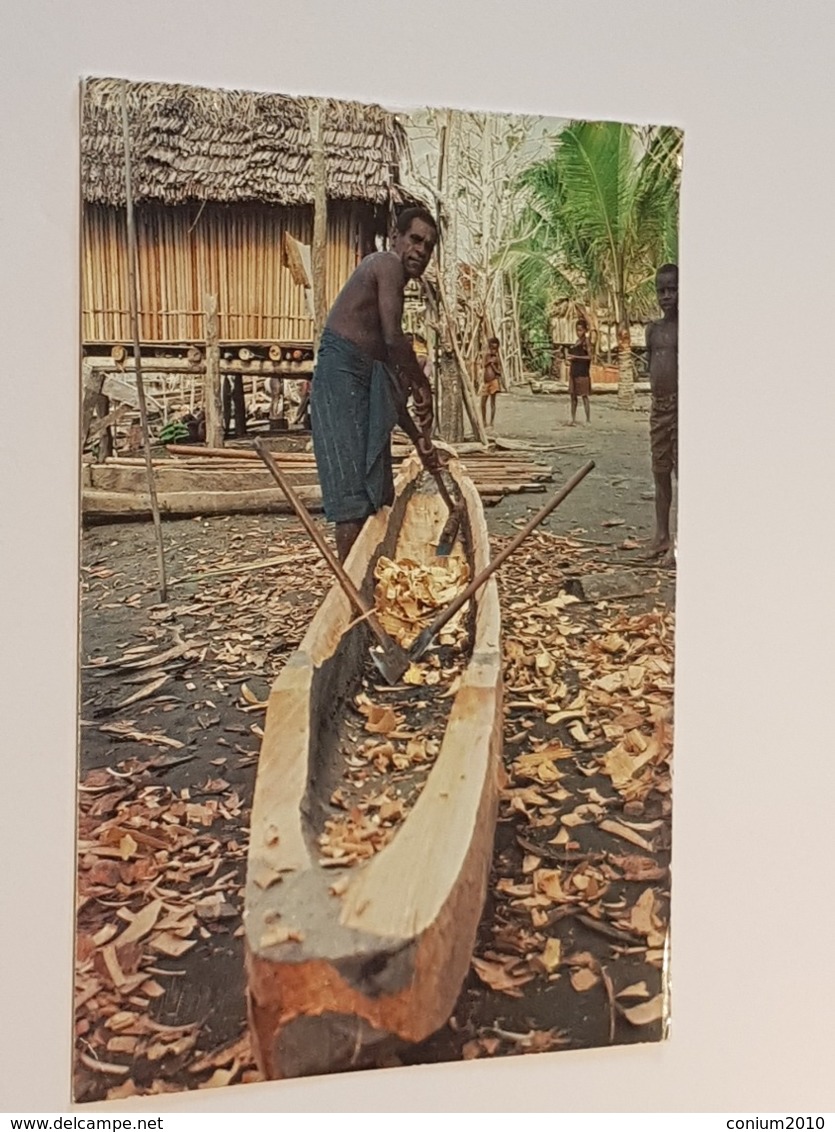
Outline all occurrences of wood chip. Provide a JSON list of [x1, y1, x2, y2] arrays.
[[570, 967, 600, 992], [148, 932, 196, 958], [621, 994, 665, 1026], [598, 819, 654, 851], [78, 1051, 131, 1077], [617, 980, 650, 999], [114, 898, 163, 947]]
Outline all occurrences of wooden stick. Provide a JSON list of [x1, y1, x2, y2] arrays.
[[308, 99, 328, 356], [173, 548, 319, 584], [253, 440, 410, 684], [120, 81, 167, 602], [203, 292, 223, 447], [410, 460, 595, 661]]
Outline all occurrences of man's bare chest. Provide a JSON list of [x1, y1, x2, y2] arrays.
[[651, 324, 678, 353]]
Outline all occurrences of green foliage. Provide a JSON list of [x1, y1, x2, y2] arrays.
[[158, 419, 191, 444], [507, 121, 681, 359], [519, 286, 553, 375]]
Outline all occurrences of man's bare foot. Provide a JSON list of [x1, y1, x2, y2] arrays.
[[642, 538, 671, 560], [660, 548, 676, 569]]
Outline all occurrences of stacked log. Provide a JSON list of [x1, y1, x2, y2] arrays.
[[82, 445, 554, 521]]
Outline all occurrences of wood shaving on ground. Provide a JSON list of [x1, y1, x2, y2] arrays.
[[318, 556, 469, 868], [465, 531, 672, 1046]]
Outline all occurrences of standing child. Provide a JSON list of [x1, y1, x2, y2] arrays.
[[481, 337, 502, 428], [567, 319, 592, 424], [644, 264, 679, 563]]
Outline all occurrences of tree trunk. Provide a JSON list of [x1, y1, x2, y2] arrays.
[[617, 322, 635, 409], [203, 293, 224, 446], [437, 111, 458, 440], [438, 351, 464, 442]]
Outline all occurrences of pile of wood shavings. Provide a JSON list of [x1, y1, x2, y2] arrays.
[[317, 555, 471, 870], [461, 531, 673, 1052], [373, 555, 470, 650], [74, 759, 259, 1099]]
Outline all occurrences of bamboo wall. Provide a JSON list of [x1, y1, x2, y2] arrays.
[[81, 202, 366, 346]]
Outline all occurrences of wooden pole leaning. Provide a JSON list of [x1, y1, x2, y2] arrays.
[[253, 440, 411, 685], [308, 98, 328, 357], [409, 460, 596, 662], [120, 81, 168, 602]]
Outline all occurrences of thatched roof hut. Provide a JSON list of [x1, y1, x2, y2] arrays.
[[80, 78, 412, 350], [81, 77, 408, 207]]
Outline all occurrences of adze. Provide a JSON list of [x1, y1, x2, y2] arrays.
[[393, 400, 463, 557]]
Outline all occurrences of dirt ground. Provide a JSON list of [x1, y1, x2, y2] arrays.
[[75, 387, 676, 1101], [488, 389, 672, 538]]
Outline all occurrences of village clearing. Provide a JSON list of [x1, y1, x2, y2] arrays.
[[75, 389, 675, 1101]]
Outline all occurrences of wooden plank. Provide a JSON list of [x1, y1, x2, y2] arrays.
[[164, 444, 308, 461], [90, 464, 319, 494], [82, 486, 323, 520]]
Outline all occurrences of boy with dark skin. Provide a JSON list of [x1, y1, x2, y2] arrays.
[[481, 337, 501, 427], [644, 264, 679, 562], [567, 318, 592, 424], [315, 208, 443, 561]]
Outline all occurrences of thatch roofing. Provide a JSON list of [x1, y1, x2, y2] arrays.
[[81, 77, 408, 207]]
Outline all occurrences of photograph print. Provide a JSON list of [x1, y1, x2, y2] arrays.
[[76, 75, 680, 1101]]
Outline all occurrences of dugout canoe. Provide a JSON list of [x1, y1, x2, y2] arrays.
[[243, 454, 503, 1080]]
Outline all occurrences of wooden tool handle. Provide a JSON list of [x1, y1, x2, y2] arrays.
[[396, 408, 456, 511], [414, 460, 595, 653], [254, 441, 378, 630]]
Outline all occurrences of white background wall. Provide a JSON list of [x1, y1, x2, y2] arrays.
[[1, 0, 833, 1114]]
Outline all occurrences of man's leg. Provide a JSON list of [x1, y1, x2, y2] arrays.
[[647, 471, 673, 557], [570, 393, 578, 424], [646, 399, 676, 558], [335, 519, 365, 564], [489, 393, 497, 426], [481, 394, 489, 425], [583, 394, 591, 422]]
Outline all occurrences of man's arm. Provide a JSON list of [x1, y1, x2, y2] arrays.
[[375, 256, 434, 437]]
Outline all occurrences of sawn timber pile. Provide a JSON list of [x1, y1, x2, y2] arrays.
[[82, 442, 553, 521]]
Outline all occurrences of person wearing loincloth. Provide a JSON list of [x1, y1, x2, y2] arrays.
[[310, 207, 444, 562], [567, 318, 592, 424], [645, 264, 679, 563], [480, 337, 502, 427]]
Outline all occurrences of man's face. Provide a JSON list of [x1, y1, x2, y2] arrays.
[[393, 219, 437, 279], [576, 323, 587, 339], [657, 271, 678, 316]]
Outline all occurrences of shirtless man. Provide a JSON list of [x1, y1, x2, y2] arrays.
[[644, 264, 679, 562], [310, 208, 442, 561], [481, 337, 501, 427]]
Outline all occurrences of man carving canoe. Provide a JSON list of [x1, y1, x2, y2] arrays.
[[310, 207, 445, 562]]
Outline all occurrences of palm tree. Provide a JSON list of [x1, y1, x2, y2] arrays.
[[510, 121, 681, 404]]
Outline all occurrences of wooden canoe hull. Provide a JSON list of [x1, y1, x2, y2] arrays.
[[243, 456, 502, 1079]]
